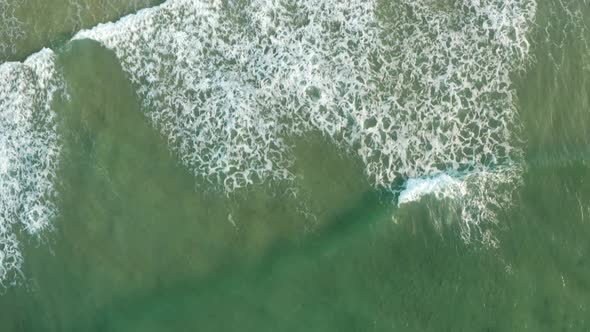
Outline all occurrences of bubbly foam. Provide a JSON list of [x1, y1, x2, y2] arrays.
[[73, 0, 536, 242], [0, 49, 62, 285], [399, 174, 468, 206]]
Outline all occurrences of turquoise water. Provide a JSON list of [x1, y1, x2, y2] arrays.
[[1, 0, 589, 331]]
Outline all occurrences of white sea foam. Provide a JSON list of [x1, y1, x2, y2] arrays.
[[0, 0, 556, 286], [0, 48, 62, 285], [72, 0, 537, 242], [398, 167, 522, 245]]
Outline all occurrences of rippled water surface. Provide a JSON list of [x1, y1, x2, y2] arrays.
[[0, 0, 589, 331]]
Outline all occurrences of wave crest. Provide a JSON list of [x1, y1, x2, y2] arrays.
[[0, 49, 62, 285]]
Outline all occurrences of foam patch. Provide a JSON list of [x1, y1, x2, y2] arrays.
[[398, 167, 522, 246], [0, 49, 62, 285], [73, 0, 537, 243]]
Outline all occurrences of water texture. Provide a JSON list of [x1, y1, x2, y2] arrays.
[[0, 0, 589, 330]]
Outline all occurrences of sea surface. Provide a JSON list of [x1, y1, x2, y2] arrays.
[[0, 0, 589, 331]]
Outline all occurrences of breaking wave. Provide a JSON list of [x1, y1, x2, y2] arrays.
[[74, 0, 536, 242], [0, 0, 160, 61], [398, 167, 522, 245], [0, 49, 63, 285], [0, 0, 551, 284]]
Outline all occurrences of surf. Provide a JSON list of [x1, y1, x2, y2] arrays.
[[0, 49, 63, 285], [0, 0, 556, 285], [71, 0, 536, 240]]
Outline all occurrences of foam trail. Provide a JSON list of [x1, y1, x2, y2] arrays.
[[71, 0, 537, 243], [0, 49, 62, 285]]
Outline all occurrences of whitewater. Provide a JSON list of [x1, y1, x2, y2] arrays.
[[0, 49, 63, 285], [4, 0, 576, 285]]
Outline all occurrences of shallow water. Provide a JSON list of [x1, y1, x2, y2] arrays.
[[0, 0, 589, 331]]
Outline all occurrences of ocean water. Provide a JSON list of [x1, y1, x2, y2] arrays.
[[0, 0, 589, 331], [0, 0, 162, 61]]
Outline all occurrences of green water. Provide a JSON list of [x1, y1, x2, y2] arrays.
[[0, 0, 162, 61], [1, 1, 590, 331]]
